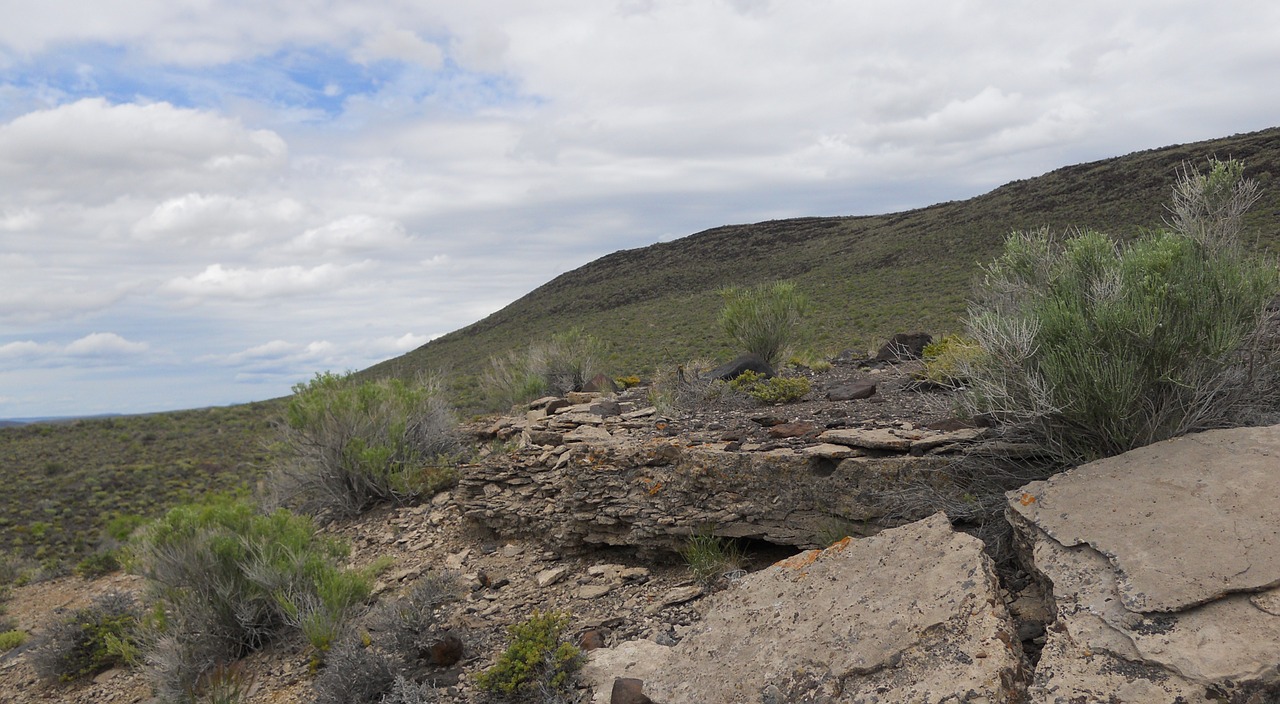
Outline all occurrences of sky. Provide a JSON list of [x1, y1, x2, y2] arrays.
[[2, 1, 1279, 419]]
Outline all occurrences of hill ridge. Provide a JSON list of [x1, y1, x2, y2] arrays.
[[370, 127, 1280, 406]]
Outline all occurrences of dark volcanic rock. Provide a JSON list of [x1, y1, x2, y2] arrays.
[[708, 353, 774, 381]]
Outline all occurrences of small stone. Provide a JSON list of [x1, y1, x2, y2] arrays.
[[444, 548, 470, 570], [767, 422, 817, 439], [501, 543, 524, 557], [611, 677, 654, 704], [620, 567, 652, 582], [826, 380, 877, 401], [653, 585, 703, 610], [536, 567, 569, 587], [580, 629, 606, 651], [579, 584, 613, 599]]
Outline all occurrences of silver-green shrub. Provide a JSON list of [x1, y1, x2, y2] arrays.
[[718, 281, 811, 367], [272, 372, 458, 518], [481, 329, 609, 409], [962, 159, 1280, 464], [134, 496, 371, 701]]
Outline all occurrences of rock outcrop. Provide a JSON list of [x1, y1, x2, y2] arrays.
[[1008, 425, 1280, 703], [580, 513, 1027, 703], [460, 392, 989, 554]]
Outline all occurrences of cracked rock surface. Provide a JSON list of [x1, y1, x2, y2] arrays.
[[1008, 425, 1280, 702]]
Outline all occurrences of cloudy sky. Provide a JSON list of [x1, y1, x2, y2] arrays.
[[2, 1, 1278, 418]]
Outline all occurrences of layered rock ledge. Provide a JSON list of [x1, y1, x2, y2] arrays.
[[459, 389, 988, 553]]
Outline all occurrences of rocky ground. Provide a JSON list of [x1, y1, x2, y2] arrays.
[[0, 357, 1068, 703]]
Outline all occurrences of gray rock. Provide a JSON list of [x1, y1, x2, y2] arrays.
[[1009, 425, 1280, 701], [582, 514, 1025, 703], [825, 379, 876, 401], [1008, 424, 1280, 612], [566, 425, 612, 442], [535, 567, 569, 587]]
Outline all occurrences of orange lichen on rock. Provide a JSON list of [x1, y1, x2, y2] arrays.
[[773, 536, 853, 571], [1018, 492, 1037, 506]]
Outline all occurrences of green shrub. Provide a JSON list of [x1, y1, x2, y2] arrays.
[[30, 591, 140, 682], [133, 496, 371, 697], [482, 329, 609, 409], [74, 550, 121, 579], [0, 629, 26, 651], [919, 334, 985, 388], [963, 159, 1280, 464], [473, 611, 582, 698], [272, 372, 459, 519], [680, 532, 745, 586], [105, 514, 148, 542], [728, 371, 812, 404], [718, 281, 811, 366]]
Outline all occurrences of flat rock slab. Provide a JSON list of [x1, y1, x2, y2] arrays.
[[1008, 424, 1280, 612], [1016, 514, 1280, 688], [582, 513, 1025, 703]]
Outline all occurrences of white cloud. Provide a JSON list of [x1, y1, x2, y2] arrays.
[[0, 207, 40, 231], [0, 99, 286, 198], [162, 261, 372, 300], [0, 332, 148, 366], [353, 29, 444, 68], [65, 332, 149, 356], [285, 215, 410, 255], [133, 193, 305, 243]]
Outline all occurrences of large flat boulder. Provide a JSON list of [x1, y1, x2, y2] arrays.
[[1009, 425, 1280, 613], [1009, 425, 1280, 701], [580, 513, 1027, 703]]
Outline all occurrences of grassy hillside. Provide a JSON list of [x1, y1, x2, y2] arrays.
[[368, 128, 1280, 408], [0, 403, 278, 568]]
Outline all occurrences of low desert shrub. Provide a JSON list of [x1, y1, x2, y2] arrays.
[[30, 591, 140, 682], [381, 675, 444, 704], [647, 359, 729, 413], [728, 370, 811, 404], [195, 661, 253, 704], [718, 281, 811, 367], [482, 329, 609, 409], [919, 334, 985, 388], [312, 638, 399, 704], [74, 549, 121, 579], [963, 159, 1280, 464], [271, 371, 459, 519], [368, 571, 461, 657], [473, 611, 582, 698], [680, 532, 745, 586], [0, 628, 26, 651], [133, 496, 371, 698]]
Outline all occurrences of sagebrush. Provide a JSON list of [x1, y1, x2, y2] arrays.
[[271, 371, 459, 519], [962, 158, 1280, 464], [473, 611, 582, 698], [482, 329, 609, 409], [718, 281, 811, 366], [133, 496, 371, 700]]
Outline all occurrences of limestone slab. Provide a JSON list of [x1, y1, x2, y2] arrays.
[[582, 513, 1025, 703], [1008, 425, 1280, 612]]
